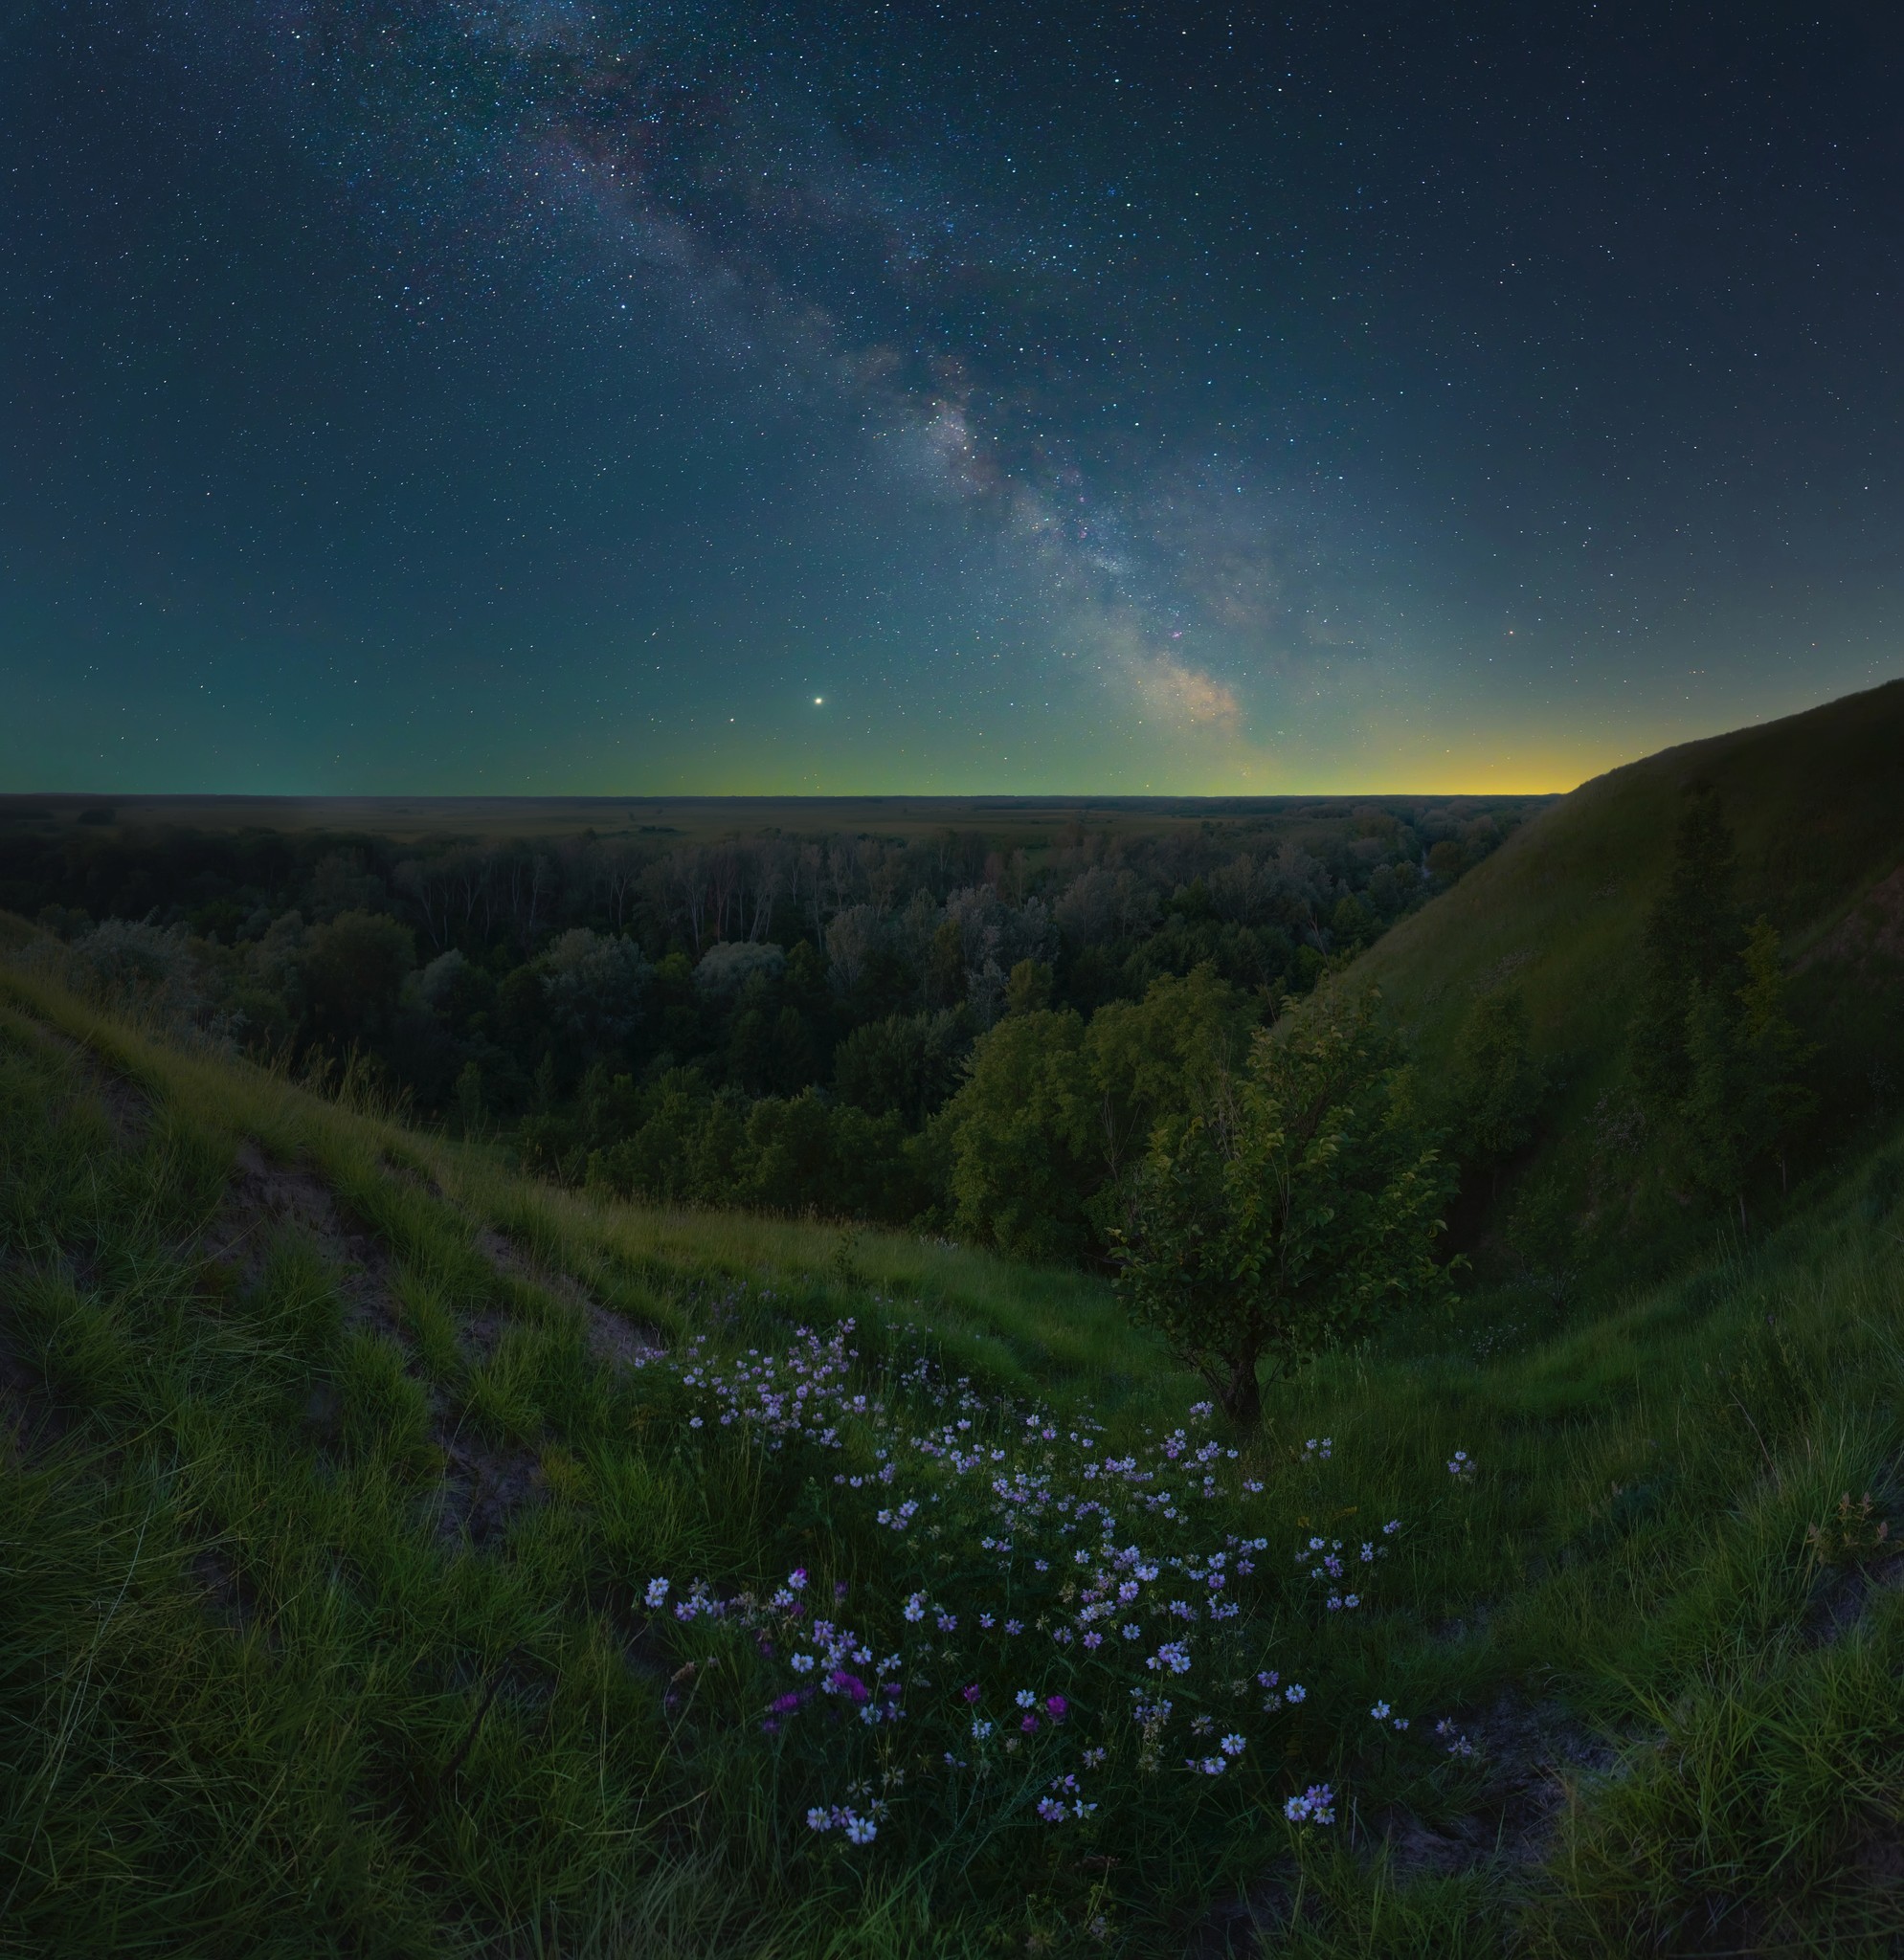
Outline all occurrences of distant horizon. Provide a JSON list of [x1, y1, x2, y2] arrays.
[[8, 676, 1898, 811], [0, 791, 1565, 809]]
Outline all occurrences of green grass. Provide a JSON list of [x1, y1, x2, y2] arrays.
[[5, 957, 1904, 1955], [1361, 675, 1904, 1056], [1351, 676, 1904, 1290]]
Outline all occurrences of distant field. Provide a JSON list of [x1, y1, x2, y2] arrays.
[[0, 791, 1553, 852]]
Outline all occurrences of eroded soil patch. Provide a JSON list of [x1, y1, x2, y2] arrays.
[[435, 1434, 546, 1549], [475, 1227, 662, 1370], [208, 1139, 403, 1339]]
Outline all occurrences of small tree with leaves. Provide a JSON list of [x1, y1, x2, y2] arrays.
[[1111, 989, 1456, 1428]]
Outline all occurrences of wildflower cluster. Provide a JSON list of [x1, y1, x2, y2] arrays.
[[806, 1803, 884, 1843], [1296, 1516, 1400, 1613], [1435, 1717, 1476, 1758], [632, 1316, 1467, 1858], [1283, 1783, 1336, 1826]]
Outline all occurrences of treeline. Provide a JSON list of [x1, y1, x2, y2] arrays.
[[4, 801, 1534, 1254]]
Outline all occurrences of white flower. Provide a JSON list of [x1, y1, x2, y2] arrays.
[[643, 1578, 670, 1609], [790, 1653, 815, 1674]]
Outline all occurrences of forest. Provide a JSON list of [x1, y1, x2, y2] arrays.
[[0, 797, 1534, 1257]]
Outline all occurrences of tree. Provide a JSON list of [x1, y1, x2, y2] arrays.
[[833, 1009, 968, 1125], [1635, 787, 1740, 1106], [1683, 917, 1817, 1219], [942, 1009, 1097, 1262], [1082, 966, 1253, 1194], [1633, 789, 1818, 1219], [1329, 892, 1376, 952], [1735, 917, 1817, 1188], [1004, 959, 1053, 1015], [939, 968, 1252, 1261], [538, 928, 649, 1058], [301, 910, 414, 1043], [1447, 986, 1547, 1188], [1112, 990, 1454, 1427], [1425, 839, 1467, 888]]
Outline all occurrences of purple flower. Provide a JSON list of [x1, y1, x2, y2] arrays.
[[961, 1683, 981, 1704], [1045, 1695, 1068, 1721], [1020, 1713, 1040, 1733]]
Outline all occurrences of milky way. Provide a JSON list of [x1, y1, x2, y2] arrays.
[[3, 2, 1901, 791]]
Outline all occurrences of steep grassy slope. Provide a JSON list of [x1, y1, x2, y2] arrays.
[[5, 957, 1904, 1955], [1362, 674, 1904, 1046], [1355, 679, 1904, 1256]]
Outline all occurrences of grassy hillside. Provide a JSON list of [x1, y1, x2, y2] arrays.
[[1356, 678, 1904, 1263], [6, 948, 1904, 1954], [1363, 675, 1904, 1058]]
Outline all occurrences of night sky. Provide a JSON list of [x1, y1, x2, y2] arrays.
[[3, 3, 1900, 794]]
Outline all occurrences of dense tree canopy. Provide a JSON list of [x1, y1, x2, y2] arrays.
[[2, 803, 1533, 1243]]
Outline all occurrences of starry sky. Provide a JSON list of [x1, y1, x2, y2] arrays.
[[3, 1, 1900, 795]]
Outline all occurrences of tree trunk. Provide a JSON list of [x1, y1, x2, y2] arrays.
[[1221, 1352, 1262, 1430]]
